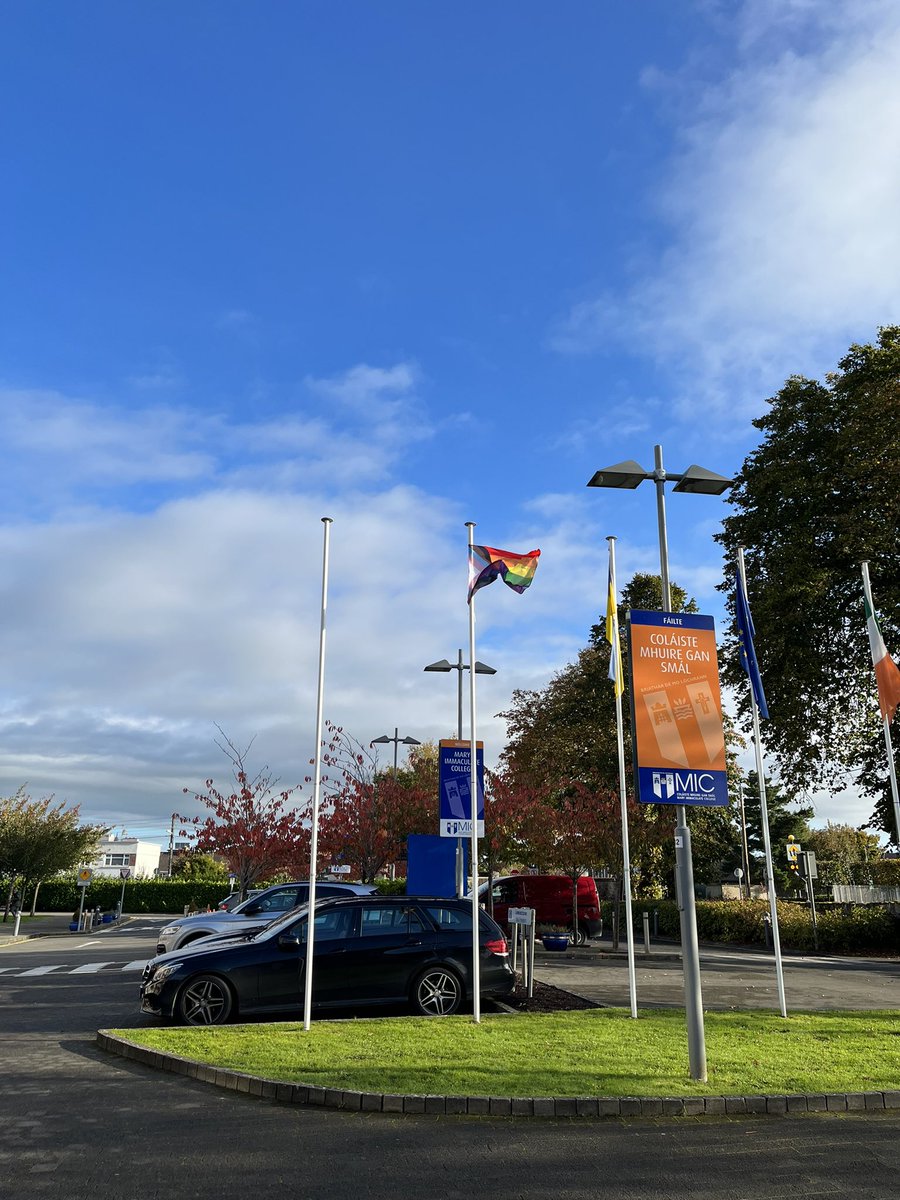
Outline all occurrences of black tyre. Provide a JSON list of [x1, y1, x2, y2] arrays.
[[176, 974, 234, 1026], [571, 926, 588, 946], [412, 966, 463, 1017]]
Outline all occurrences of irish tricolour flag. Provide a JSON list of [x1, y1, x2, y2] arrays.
[[865, 591, 900, 724]]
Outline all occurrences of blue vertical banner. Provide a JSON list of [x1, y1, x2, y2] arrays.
[[438, 739, 485, 836]]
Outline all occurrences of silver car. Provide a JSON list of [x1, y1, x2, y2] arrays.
[[156, 881, 376, 954]]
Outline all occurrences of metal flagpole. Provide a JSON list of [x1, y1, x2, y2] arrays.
[[737, 547, 787, 1018], [861, 562, 900, 843], [465, 522, 482, 1023], [303, 517, 333, 1032], [607, 536, 638, 1018]]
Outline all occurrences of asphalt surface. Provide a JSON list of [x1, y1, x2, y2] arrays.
[[1, 917, 899, 1199], [530, 937, 900, 1010]]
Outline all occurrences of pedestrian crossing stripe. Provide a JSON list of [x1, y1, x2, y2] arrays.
[[0, 961, 148, 976]]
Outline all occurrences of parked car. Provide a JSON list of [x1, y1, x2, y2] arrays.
[[156, 881, 376, 954], [216, 890, 262, 911], [140, 894, 514, 1026], [479, 874, 603, 944]]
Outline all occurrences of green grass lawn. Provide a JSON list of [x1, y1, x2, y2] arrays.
[[112, 1009, 900, 1097]]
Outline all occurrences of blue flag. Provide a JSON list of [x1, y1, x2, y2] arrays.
[[735, 569, 769, 720]]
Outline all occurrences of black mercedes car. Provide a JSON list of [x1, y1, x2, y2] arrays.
[[140, 894, 514, 1025]]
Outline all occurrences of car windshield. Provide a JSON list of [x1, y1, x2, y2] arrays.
[[249, 902, 311, 939]]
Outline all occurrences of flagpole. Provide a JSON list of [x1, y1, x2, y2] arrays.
[[465, 522, 482, 1023], [607, 537, 638, 1019], [737, 547, 787, 1018], [861, 562, 900, 844], [303, 516, 333, 1032]]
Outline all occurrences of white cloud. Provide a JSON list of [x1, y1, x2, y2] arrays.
[[0, 482, 609, 834], [552, 1, 900, 416], [0, 360, 434, 510]]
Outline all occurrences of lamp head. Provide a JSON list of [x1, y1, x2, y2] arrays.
[[473, 661, 497, 675], [370, 736, 391, 746], [671, 464, 733, 495], [423, 659, 453, 673], [586, 459, 650, 490]]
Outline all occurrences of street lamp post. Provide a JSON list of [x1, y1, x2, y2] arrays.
[[588, 443, 732, 1082], [424, 652, 497, 897], [370, 728, 421, 776], [424, 650, 497, 740]]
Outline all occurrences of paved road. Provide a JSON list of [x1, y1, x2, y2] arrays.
[[1, 921, 899, 1199], [531, 938, 900, 1010]]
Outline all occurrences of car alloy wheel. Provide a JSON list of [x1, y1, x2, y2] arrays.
[[413, 967, 462, 1016], [177, 975, 234, 1026]]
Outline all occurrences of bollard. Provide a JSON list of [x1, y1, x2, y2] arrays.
[[13, 909, 22, 937], [642, 910, 651, 955], [763, 912, 772, 949]]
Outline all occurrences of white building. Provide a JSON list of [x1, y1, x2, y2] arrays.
[[92, 834, 161, 879]]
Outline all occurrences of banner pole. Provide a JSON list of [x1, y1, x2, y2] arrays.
[[303, 516, 333, 1032], [465, 522, 482, 1023], [607, 536, 638, 1018], [737, 547, 787, 1018], [861, 562, 900, 844]]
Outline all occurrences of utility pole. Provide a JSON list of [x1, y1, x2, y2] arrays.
[[167, 814, 176, 878]]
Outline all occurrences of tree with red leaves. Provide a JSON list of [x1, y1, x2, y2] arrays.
[[315, 723, 438, 882], [180, 729, 309, 898]]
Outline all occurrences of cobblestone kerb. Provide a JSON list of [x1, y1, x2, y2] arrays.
[[96, 1031, 900, 1120]]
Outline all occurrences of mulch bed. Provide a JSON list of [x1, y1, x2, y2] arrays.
[[501, 978, 600, 1013]]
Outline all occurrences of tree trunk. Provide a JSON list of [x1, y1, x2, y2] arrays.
[[30, 880, 41, 916]]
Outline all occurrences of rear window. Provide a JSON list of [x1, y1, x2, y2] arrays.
[[359, 905, 428, 936], [424, 905, 471, 931]]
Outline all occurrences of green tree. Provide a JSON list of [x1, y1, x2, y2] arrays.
[[805, 822, 882, 887], [716, 327, 900, 843], [0, 789, 107, 918], [171, 851, 229, 883], [739, 771, 814, 895]]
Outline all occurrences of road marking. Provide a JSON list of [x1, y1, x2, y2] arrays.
[[122, 960, 148, 971], [18, 965, 67, 976], [0, 966, 22, 974], [70, 962, 115, 974]]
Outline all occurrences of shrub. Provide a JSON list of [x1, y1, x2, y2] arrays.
[[614, 897, 898, 955]]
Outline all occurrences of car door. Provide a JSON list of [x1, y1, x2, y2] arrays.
[[254, 904, 358, 1012], [334, 903, 435, 1004]]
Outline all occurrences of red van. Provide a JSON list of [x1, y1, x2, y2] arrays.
[[480, 874, 602, 944]]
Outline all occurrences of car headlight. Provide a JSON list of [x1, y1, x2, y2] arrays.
[[160, 925, 181, 937], [152, 963, 181, 983]]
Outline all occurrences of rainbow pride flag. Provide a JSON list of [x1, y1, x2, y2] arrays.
[[468, 544, 540, 602]]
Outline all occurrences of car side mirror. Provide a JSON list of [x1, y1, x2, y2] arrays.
[[243, 904, 262, 916], [277, 933, 302, 951]]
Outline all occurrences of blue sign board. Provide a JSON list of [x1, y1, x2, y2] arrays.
[[438, 740, 485, 836]]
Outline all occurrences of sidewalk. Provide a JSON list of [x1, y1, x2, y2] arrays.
[[0, 911, 126, 946]]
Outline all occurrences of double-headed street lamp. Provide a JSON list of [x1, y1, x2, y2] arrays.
[[370, 728, 421, 775], [588, 444, 732, 1083], [424, 650, 497, 741]]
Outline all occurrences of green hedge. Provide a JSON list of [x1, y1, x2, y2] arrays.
[[616, 899, 898, 955], [37, 877, 233, 915]]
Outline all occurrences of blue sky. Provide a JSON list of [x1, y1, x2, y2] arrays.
[[1, 1, 898, 845]]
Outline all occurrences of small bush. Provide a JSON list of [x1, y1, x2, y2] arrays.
[[617, 897, 898, 955]]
